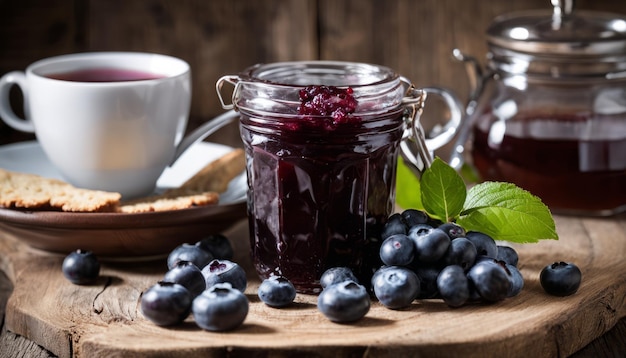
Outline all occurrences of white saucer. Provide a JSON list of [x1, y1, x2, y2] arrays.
[[0, 140, 247, 204]]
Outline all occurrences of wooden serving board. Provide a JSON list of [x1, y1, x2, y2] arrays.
[[1, 214, 625, 358]]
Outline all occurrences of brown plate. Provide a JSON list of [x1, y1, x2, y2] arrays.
[[0, 202, 246, 258], [0, 141, 247, 258]]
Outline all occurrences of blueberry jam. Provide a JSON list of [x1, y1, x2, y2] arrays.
[[240, 85, 404, 293], [297, 85, 359, 129]]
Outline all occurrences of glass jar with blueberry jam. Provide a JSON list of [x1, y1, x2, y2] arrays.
[[452, 0, 626, 216], [217, 61, 463, 293]]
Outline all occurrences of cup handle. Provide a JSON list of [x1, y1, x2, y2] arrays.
[[0, 71, 35, 133], [400, 86, 464, 175], [169, 109, 239, 166]]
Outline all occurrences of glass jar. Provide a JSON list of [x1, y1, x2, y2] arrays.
[[454, 0, 626, 216], [217, 61, 463, 293]]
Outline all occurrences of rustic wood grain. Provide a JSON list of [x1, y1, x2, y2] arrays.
[[0, 327, 54, 358], [0, 213, 625, 357], [0, 0, 78, 145]]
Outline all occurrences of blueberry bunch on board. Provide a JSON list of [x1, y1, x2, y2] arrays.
[[140, 234, 252, 331], [140, 234, 298, 331], [364, 209, 525, 308], [311, 209, 523, 321], [376, 209, 582, 308], [315, 208, 582, 317]]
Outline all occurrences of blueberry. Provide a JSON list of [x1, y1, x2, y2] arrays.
[[540, 262, 581, 297], [141, 281, 192, 326], [467, 283, 483, 303], [438, 222, 466, 240], [192, 283, 248, 331], [258, 276, 297, 308], [507, 264, 524, 297], [437, 265, 470, 307], [401, 209, 429, 227], [441, 237, 477, 271], [413, 266, 442, 299], [496, 245, 519, 267], [467, 259, 511, 302], [62, 249, 100, 285], [380, 213, 407, 239], [317, 280, 370, 323], [163, 261, 206, 298], [372, 266, 420, 309], [320, 267, 358, 289], [201, 259, 247, 292], [379, 234, 415, 267], [167, 243, 213, 270], [408, 223, 433, 237], [197, 234, 234, 260], [410, 227, 450, 263], [474, 255, 496, 264], [465, 231, 498, 258]]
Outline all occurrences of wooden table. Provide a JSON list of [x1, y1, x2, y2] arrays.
[[1, 213, 626, 357]]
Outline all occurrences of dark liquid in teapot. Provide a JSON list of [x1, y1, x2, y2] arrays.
[[472, 111, 626, 215]]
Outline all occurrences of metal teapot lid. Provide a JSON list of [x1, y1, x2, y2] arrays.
[[486, 0, 626, 78]]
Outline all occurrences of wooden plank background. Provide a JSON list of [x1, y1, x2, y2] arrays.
[[2, 0, 626, 148]]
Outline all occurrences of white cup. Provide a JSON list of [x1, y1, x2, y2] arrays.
[[0, 52, 237, 198]]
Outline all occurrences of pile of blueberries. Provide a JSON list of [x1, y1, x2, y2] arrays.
[[310, 209, 526, 322], [313, 208, 582, 322], [140, 235, 252, 331], [61, 209, 582, 328], [375, 209, 525, 308], [136, 234, 296, 331]]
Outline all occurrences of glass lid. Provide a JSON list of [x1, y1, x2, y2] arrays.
[[487, 0, 626, 56]]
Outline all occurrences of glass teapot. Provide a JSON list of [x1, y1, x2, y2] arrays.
[[452, 0, 626, 216]]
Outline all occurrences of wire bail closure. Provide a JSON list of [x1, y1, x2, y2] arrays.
[[216, 75, 239, 110], [400, 84, 433, 175]]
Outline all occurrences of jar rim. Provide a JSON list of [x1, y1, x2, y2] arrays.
[[238, 60, 400, 87], [229, 61, 410, 117]]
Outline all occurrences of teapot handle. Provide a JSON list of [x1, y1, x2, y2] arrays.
[[448, 49, 491, 170]]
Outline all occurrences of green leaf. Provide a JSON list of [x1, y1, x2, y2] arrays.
[[457, 182, 559, 243], [420, 157, 466, 222], [395, 157, 423, 210]]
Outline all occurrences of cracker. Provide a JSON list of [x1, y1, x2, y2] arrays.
[[119, 148, 245, 213], [170, 148, 246, 195], [119, 191, 219, 213], [0, 168, 121, 212]]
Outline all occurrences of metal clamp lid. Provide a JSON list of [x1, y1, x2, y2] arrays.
[[487, 0, 626, 56], [486, 0, 626, 79]]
